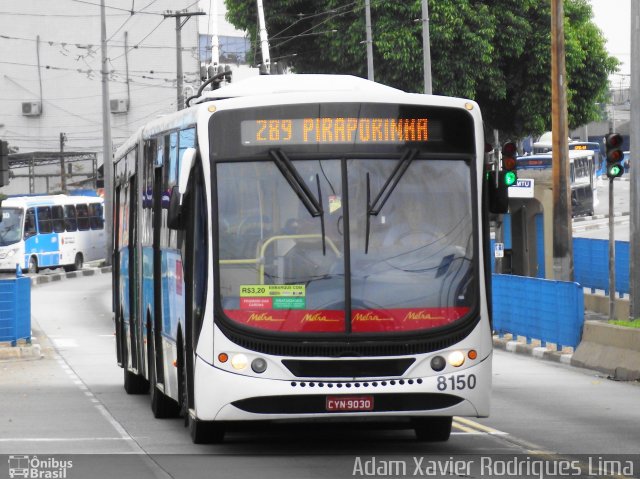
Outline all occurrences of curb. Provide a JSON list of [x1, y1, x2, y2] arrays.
[[493, 336, 574, 365], [571, 320, 640, 381], [28, 265, 112, 288], [0, 339, 43, 362]]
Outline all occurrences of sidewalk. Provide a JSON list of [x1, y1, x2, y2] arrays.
[[0, 265, 111, 362]]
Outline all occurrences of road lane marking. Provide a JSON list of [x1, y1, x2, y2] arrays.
[[453, 416, 508, 435]]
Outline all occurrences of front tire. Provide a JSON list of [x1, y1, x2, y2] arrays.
[[189, 415, 225, 444], [413, 416, 452, 442]]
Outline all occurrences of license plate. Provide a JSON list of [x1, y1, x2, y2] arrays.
[[326, 395, 374, 412]]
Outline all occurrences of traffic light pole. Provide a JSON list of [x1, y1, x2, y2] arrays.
[[608, 179, 616, 320]]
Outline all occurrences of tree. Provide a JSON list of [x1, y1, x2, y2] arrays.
[[225, 0, 618, 139]]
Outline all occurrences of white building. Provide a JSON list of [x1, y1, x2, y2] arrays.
[[0, 0, 255, 196]]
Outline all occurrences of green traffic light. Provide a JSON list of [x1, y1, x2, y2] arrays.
[[504, 171, 517, 186], [607, 164, 623, 178]]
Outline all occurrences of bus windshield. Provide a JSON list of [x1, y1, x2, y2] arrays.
[[217, 156, 475, 334], [0, 207, 24, 246]]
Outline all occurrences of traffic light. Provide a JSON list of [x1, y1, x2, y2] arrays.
[[604, 132, 624, 178], [501, 141, 518, 187], [0, 140, 9, 187]]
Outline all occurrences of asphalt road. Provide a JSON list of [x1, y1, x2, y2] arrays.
[[1, 273, 639, 479]]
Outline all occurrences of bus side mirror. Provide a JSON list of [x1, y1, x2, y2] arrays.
[[168, 147, 197, 230]]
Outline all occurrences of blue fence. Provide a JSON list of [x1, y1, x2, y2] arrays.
[[492, 274, 584, 349], [490, 237, 630, 295], [0, 276, 31, 345], [573, 238, 629, 295]]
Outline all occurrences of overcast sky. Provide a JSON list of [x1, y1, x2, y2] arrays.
[[589, 0, 631, 85]]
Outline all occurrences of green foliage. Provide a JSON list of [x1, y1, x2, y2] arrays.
[[224, 0, 618, 139], [609, 319, 640, 329]]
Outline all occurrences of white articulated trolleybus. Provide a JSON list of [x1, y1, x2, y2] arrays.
[[112, 74, 500, 444]]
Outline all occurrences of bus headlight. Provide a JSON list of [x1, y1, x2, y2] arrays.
[[5, 248, 19, 258], [251, 357, 268, 373], [230, 353, 249, 370], [448, 351, 465, 367]]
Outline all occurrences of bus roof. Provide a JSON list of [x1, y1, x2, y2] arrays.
[[197, 74, 404, 102], [1, 194, 102, 208], [115, 74, 481, 158]]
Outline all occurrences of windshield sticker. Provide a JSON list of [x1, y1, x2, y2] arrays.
[[328, 195, 342, 214], [240, 284, 306, 310], [2, 212, 9, 219]]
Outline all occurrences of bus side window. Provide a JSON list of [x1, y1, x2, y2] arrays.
[[64, 205, 78, 231], [89, 203, 104, 230], [52, 206, 65, 233], [77, 204, 90, 231], [24, 209, 36, 239], [37, 207, 53, 234]]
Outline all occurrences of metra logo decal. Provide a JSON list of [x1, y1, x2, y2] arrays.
[[247, 313, 285, 323], [353, 312, 393, 323], [301, 313, 341, 324], [403, 310, 446, 322]]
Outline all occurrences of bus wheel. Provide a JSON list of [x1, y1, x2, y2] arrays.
[[413, 416, 452, 442], [189, 415, 225, 444], [149, 329, 179, 418], [64, 253, 83, 272], [28, 256, 38, 274], [178, 342, 225, 443]]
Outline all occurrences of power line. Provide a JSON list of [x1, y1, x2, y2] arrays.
[[67, 0, 163, 15]]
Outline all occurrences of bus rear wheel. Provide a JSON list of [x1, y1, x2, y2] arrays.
[[413, 416, 452, 442], [64, 253, 83, 272]]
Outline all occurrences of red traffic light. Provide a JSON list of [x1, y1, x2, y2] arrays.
[[605, 133, 623, 149], [501, 142, 517, 157], [502, 156, 517, 171]]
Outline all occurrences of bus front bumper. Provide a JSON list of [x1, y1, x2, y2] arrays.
[[193, 353, 491, 422]]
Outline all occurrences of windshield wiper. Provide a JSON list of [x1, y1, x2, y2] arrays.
[[269, 149, 327, 255], [365, 149, 418, 253]]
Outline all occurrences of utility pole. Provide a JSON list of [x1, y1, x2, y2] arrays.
[[364, 0, 374, 81], [421, 0, 432, 94], [164, 10, 205, 110], [630, 0, 640, 319], [550, 0, 573, 282], [59, 132, 67, 193], [100, 0, 113, 265]]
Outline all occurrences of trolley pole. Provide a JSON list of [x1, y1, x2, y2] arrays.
[[164, 10, 205, 110]]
